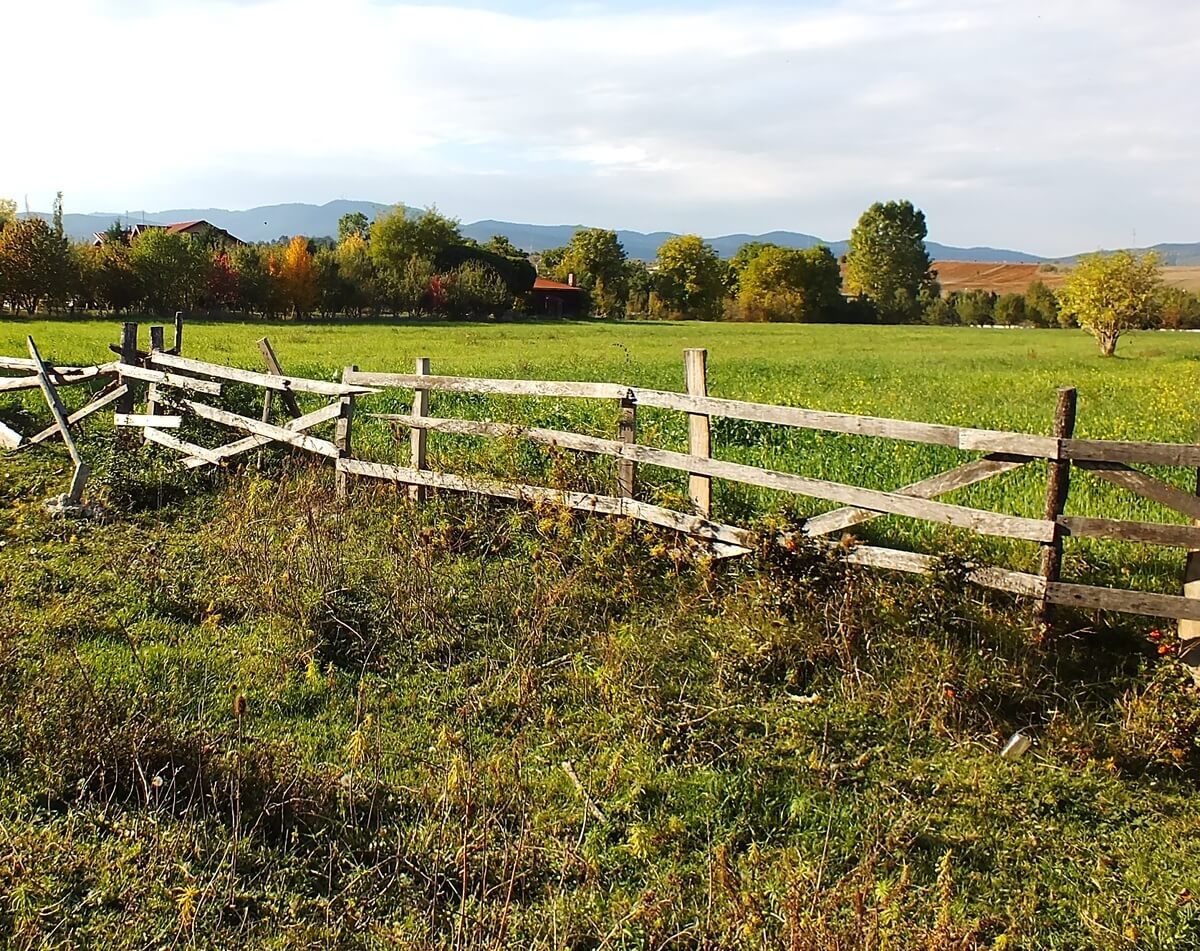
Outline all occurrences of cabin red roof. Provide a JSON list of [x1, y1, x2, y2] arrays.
[[532, 277, 583, 292]]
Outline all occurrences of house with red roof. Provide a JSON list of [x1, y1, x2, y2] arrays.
[[529, 274, 586, 317], [93, 220, 244, 247]]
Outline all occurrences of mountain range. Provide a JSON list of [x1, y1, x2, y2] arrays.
[[22, 200, 1200, 266]]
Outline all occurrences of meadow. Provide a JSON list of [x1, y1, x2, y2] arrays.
[[2, 317, 1200, 948]]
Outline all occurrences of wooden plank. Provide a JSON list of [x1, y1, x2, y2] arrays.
[[802, 454, 1028, 537], [336, 458, 757, 548], [151, 352, 374, 397], [685, 349, 711, 516], [409, 357, 430, 502], [1075, 460, 1200, 521], [0, 420, 21, 450], [118, 363, 223, 396], [617, 394, 637, 499], [344, 369, 632, 402], [27, 383, 127, 446], [257, 337, 301, 418], [0, 364, 116, 393], [182, 400, 339, 458], [1045, 581, 1200, 622], [958, 429, 1063, 459], [633, 387, 965, 447], [0, 358, 91, 373], [1037, 387, 1078, 627], [841, 543, 1046, 599], [114, 414, 183, 429], [1058, 516, 1200, 549], [147, 327, 165, 421], [1064, 438, 1200, 468], [179, 402, 342, 469], [144, 427, 226, 465], [26, 336, 88, 503], [368, 413, 1051, 541]]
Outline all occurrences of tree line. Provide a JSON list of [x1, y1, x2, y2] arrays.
[[0, 196, 1192, 353]]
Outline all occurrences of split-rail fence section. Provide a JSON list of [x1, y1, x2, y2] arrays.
[[4, 319, 1200, 628]]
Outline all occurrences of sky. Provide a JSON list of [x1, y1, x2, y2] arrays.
[[2, 0, 1198, 256]]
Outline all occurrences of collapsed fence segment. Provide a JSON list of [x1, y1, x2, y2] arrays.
[[4, 323, 1200, 632]]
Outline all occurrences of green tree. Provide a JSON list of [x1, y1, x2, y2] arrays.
[[1159, 286, 1200, 330], [994, 292, 1026, 326], [1058, 251, 1162, 356], [444, 261, 509, 318], [844, 200, 936, 322], [1024, 280, 1059, 328], [726, 241, 779, 295], [0, 198, 16, 231], [338, 211, 370, 243], [653, 235, 726, 320], [482, 234, 524, 259], [370, 205, 461, 272], [334, 233, 377, 315], [129, 228, 208, 314], [554, 228, 629, 317], [625, 259, 653, 317], [0, 217, 68, 314], [737, 245, 842, 321], [952, 290, 996, 326], [52, 191, 64, 240]]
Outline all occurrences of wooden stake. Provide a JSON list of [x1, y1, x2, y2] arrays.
[[617, 393, 637, 499], [410, 357, 430, 502], [257, 337, 301, 418], [684, 348, 711, 516], [1180, 462, 1200, 683], [1036, 387, 1078, 628], [26, 336, 89, 504], [116, 322, 138, 415], [335, 365, 357, 500], [146, 326, 164, 424], [172, 311, 184, 355]]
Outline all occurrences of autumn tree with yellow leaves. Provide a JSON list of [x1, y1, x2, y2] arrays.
[[278, 235, 317, 316]]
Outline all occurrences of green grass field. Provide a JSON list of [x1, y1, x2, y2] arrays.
[[2, 318, 1200, 948]]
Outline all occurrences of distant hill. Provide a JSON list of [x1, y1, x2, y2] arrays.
[[22, 200, 1200, 264]]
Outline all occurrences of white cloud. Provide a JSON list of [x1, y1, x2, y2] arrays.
[[1, 0, 1198, 253]]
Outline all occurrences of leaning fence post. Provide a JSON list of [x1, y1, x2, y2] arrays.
[[1036, 386, 1078, 629], [410, 357, 430, 503], [335, 365, 357, 500], [617, 391, 638, 500], [116, 321, 139, 415], [27, 336, 89, 504], [684, 348, 711, 516]]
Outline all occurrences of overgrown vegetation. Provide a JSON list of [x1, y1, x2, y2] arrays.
[[1, 437, 1198, 948]]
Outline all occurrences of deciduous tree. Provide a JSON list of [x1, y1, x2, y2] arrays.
[[0, 217, 68, 313], [653, 235, 726, 320], [844, 200, 936, 322], [1058, 251, 1162, 356], [737, 245, 842, 321], [279, 235, 317, 316], [338, 211, 371, 243], [129, 228, 208, 314], [557, 228, 628, 317]]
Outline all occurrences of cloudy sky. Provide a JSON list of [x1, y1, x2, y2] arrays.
[[2, 0, 1197, 255]]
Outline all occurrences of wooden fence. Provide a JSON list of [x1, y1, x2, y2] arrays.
[[4, 320, 1200, 627]]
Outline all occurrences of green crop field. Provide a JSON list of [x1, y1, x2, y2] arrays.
[[2, 318, 1200, 948]]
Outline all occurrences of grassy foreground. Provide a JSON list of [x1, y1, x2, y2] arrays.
[[1, 319, 1200, 947]]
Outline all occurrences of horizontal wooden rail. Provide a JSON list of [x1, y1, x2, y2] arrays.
[[0, 363, 118, 393], [338, 458, 754, 549], [1059, 515, 1200, 549], [151, 352, 375, 397], [376, 413, 1053, 542], [181, 400, 340, 459], [178, 402, 343, 469], [118, 363, 223, 396], [346, 369, 632, 401]]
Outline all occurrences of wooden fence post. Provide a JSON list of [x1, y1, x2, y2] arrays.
[[1180, 469, 1200, 683], [335, 364, 357, 500], [684, 348, 711, 516], [172, 312, 184, 355], [617, 391, 637, 500], [258, 337, 301, 419], [146, 326, 164, 421], [116, 322, 139, 415], [1036, 386, 1078, 628], [410, 357, 431, 502]]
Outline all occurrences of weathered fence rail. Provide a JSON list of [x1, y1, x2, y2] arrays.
[[5, 323, 1200, 630]]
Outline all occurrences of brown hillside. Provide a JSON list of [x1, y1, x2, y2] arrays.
[[931, 261, 1200, 295]]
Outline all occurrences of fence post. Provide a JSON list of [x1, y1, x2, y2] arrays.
[[684, 348, 711, 516], [258, 337, 301, 418], [410, 357, 430, 503], [146, 326, 164, 422], [617, 391, 637, 500], [172, 311, 184, 355], [116, 321, 138, 415], [1180, 471, 1200, 683], [1036, 386, 1078, 629], [335, 364, 357, 500]]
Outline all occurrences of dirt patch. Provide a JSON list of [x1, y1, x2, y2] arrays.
[[932, 261, 1200, 295]]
